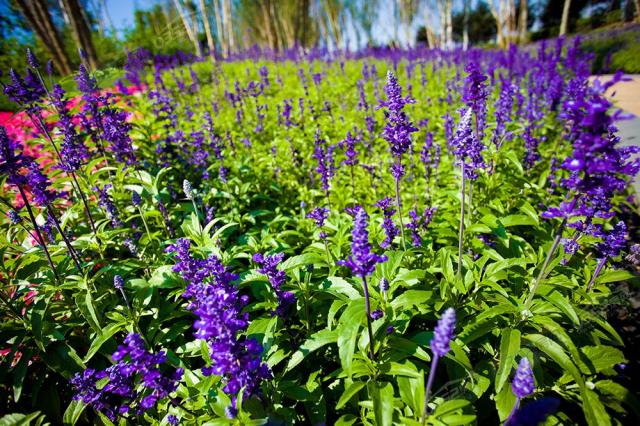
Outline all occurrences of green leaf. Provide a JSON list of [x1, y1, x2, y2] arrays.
[[598, 270, 636, 284], [543, 291, 580, 325], [338, 299, 365, 376], [148, 265, 182, 288], [369, 382, 394, 426], [83, 323, 124, 362], [322, 277, 360, 300], [280, 253, 325, 271], [495, 328, 521, 393], [581, 387, 612, 426], [285, 329, 338, 372], [577, 346, 626, 376], [524, 334, 583, 386], [63, 400, 86, 426], [0, 412, 44, 426], [390, 290, 434, 312], [336, 381, 366, 409]]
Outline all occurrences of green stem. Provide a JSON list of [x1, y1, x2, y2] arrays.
[[361, 275, 376, 360], [457, 164, 466, 282], [524, 218, 566, 308], [395, 174, 406, 251]]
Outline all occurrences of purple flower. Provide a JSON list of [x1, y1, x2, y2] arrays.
[[8, 209, 22, 225], [512, 357, 535, 399], [50, 84, 90, 172], [431, 308, 456, 357], [451, 108, 486, 180], [26, 48, 39, 69], [131, 191, 142, 207], [0, 126, 29, 186], [183, 180, 194, 200], [166, 239, 271, 408], [339, 131, 359, 167], [379, 277, 389, 292], [113, 275, 124, 290], [626, 244, 640, 266], [405, 207, 437, 247], [307, 207, 329, 228], [380, 71, 418, 180], [313, 131, 336, 193], [253, 252, 295, 316], [375, 197, 399, 249], [544, 72, 640, 221], [70, 333, 183, 421], [3, 68, 45, 107], [338, 205, 387, 278], [462, 61, 488, 140], [371, 309, 384, 320], [25, 160, 58, 206], [596, 221, 626, 259], [95, 184, 123, 227]]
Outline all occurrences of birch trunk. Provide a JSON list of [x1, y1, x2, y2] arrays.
[[198, 0, 216, 59], [560, 0, 571, 36]]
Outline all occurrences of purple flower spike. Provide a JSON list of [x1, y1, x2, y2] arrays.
[[375, 197, 399, 249], [254, 252, 295, 316], [113, 275, 124, 290], [338, 205, 387, 278], [307, 207, 329, 228], [512, 357, 535, 399], [431, 308, 456, 357], [380, 71, 418, 179], [452, 108, 486, 180]]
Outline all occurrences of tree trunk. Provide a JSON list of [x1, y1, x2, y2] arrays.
[[463, 0, 470, 49], [173, 0, 203, 56], [560, 0, 571, 36], [198, 0, 216, 59], [16, 0, 73, 74], [488, 0, 504, 47], [222, 0, 234, 53], [61, 0, 99, 69], [445, 0, 453, 49], [635, 0, 640, 22], [212, 0, 226, 55], [518, 0, 528, 44]]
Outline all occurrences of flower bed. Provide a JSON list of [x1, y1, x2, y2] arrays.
[[0, 42, 639, 425]]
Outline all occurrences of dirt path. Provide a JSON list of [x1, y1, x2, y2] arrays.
[[590, 75, 640, 196], [590, 74, 640, 117]]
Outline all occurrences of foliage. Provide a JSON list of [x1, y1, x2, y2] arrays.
[[0, 39, 639, 426]]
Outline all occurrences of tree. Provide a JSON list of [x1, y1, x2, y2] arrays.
[[173, 0, 202, 56], [198, 0, 216, 58], [518, 0, 527, 43], [452, 0, 497, 45], [14, 0, 73, 74], [559, 0, 571, 35], [60, 0, 99, 69]]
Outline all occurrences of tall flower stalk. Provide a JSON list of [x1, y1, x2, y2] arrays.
[[380, 71, 417, 250], [421, 308, 456, 425], [338, 206, 387, 360], [505, 358, 535, 425], [451, 109, 484, 281]]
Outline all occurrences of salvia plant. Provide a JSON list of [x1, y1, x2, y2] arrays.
[[0, 42, 638, 426]]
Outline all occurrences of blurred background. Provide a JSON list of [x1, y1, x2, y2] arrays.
[[1, 0, 638, 81]]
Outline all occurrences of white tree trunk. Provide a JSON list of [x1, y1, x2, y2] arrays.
[[560, 0, 571, 36], [173, 0, 202, 56], [198, 0, 216, 59], [518, 0, 528, 44], [463, 0, 470, 50]]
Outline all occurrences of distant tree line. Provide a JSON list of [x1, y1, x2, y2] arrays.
[[0, 0, 638, 77]]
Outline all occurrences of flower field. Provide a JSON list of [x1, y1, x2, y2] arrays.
[[1, 41, 639, 425]]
